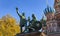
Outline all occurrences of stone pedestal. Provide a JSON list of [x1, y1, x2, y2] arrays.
[[16, 32, 41, 36]]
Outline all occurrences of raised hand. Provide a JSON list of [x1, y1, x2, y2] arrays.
[[16, 7, 18, 12], [16, 7, 21, 17]]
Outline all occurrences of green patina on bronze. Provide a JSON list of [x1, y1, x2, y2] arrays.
[[16, 7, 42, 34], [16, 7, 27, 33]]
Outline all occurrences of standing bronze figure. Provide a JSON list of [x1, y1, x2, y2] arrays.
[[16, 7, 27, 33]]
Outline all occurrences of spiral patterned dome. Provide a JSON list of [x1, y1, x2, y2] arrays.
[[44, 6, 55, 15]]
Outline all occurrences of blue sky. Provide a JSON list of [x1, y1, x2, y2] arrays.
[[0, 0, 54, 21]]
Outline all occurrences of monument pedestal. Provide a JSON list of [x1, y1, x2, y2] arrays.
[[16, 32, 41, 36]]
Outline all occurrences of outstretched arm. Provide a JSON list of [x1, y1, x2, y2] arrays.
[[16, 7, 22, 17]]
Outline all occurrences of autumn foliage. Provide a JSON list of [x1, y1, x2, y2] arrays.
[[0, 14, 20, 36]]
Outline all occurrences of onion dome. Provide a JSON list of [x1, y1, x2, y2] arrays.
[[44, 6, 55, 15]]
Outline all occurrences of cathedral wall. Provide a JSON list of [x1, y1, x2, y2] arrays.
[[46, 20, 57, 33]]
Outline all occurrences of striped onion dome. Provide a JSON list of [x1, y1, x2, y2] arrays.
[[44, 6, 55, 15]]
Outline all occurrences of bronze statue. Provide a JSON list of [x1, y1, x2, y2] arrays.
[[16, 7, 42, 33], [27, 17, 34, 32], [27, 14, 37, 32], [16, 7, 27, 33], [28, 14, 42, 32]]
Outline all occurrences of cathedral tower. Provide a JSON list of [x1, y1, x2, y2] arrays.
[[54, 0, 60, 31], [44, 5, 57, 33]]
